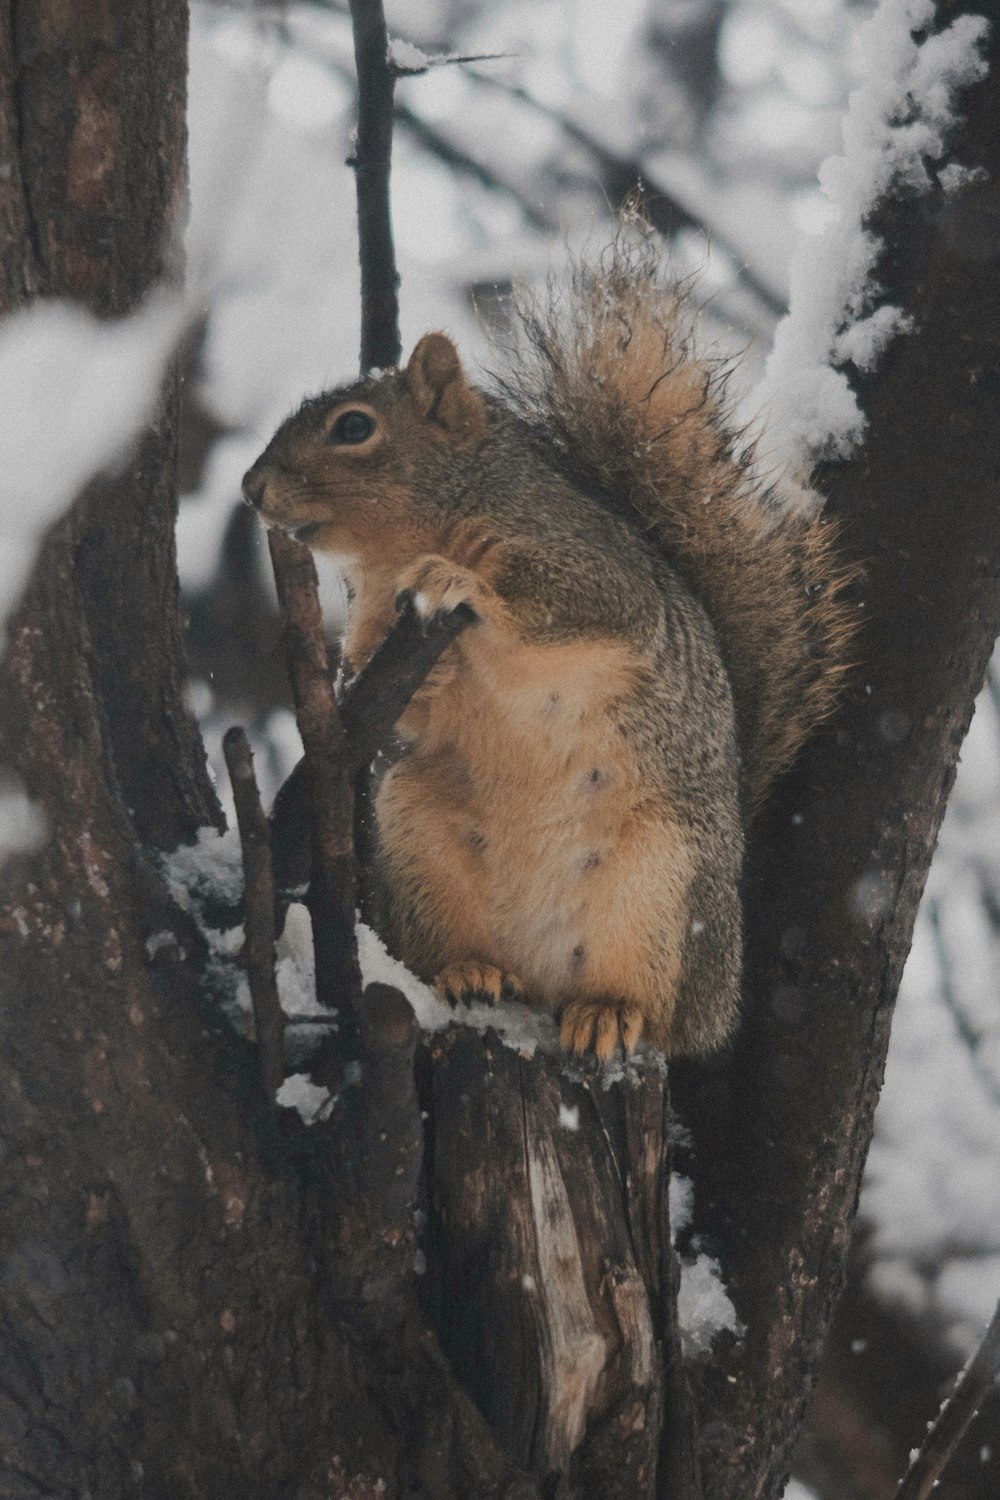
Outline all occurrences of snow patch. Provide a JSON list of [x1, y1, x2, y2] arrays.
[[388, 38, 432, 74], [146, 930, 180, 961], [676, 1250, 743, 1359], [0, 775, 48, 863], [276, 1072, 333, 1124], [757, 0, 989, 465], [358, 918, 559, 1055], [159, 826, 251, 1024], [161, 825, 245, 913], [670, 1174, 695, 1240]]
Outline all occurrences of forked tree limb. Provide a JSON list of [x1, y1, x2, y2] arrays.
[[895, 1299, 1000, 1500]]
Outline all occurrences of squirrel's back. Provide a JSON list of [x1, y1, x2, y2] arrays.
[[494, 215, 856, 818]]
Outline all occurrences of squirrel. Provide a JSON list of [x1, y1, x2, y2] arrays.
[[242, 219, 854, 1062]]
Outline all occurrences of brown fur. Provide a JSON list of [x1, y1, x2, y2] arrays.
[[242, 226, 852, 1058], [496, 215, 857, 817]]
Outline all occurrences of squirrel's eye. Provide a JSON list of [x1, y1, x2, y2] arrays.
[[329, 410, 375, 445]]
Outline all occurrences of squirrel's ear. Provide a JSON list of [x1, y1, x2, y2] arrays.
[[407, 333, 486, 440]]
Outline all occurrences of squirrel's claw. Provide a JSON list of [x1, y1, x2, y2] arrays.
[[560, 998, 644, 1062], [435, 960, 523, 1009], [395, 556, 484, 625]]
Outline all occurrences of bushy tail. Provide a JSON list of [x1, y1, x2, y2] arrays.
[[494, 214, 857, 819]]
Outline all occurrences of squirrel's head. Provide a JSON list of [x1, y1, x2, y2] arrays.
[[241, 333, 487, 558]]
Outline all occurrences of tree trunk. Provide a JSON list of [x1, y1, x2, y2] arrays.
[[673, 23, 1000, 1498]]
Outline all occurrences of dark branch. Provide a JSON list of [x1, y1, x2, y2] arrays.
[[268, 529, 363, 1053], [895, 1299, 1000, 1500], [222, 726, 286, 1101], [342, 598, 476, 768], [326, 982, 425, 1321], [270, 599, 475, 896], [673, 35, 1000, 1499], [348, 0, 401, 371]]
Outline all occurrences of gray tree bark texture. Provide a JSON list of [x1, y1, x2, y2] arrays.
[[0, 4, 998, 1499]]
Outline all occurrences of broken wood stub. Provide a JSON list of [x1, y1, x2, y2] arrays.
[[420, 1026, 694, 1498]]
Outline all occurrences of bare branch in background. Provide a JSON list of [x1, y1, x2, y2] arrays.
[[348, 0, 401, 371], [393, 100, 556, 235], [896, 1298, 1000, 1500], [465, 66, 786, 322]]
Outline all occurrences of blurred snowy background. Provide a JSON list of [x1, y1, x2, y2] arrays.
[[4, 0, 994, 1495]]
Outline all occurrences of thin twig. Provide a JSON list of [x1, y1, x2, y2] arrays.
[[895, 1298, 1000, 1500], [222, 727, 286, 1101], [348, 0, 401, 372], [268, 529, 363, 1051]]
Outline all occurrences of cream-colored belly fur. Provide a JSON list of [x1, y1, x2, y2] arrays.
[[375, 624, 693, 1033]]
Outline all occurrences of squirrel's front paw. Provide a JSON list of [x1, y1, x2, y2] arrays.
[[559, 997, 644, 1062], [395, 556, 487, 623], [435, 960, 524, 1008]]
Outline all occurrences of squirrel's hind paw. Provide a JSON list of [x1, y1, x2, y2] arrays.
[[560, 998, 644, 1062], [435, 960, 524, 1009]]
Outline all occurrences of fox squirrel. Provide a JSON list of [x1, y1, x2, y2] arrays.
[[242, 223, 853, 1061]]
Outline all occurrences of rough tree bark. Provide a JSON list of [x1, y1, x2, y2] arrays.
[[1, 3, 998, 1499], [672, 17, 1000, 1498]]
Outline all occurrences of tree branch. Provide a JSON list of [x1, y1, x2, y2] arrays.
[[268, 528, 362, 1056], [222, 726, 285, 1101], [348, 0, 401, 371], [673, 25, 1000, 1499], [270, 599, 475, 896], [895, 1299, 1000, 1500]]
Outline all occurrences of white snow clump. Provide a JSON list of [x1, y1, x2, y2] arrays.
[[758, 0, 989, 465], [676, 1250, 743, 1359]]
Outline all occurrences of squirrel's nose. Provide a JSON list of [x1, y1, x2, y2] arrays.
[[242, 466, 267, 509]]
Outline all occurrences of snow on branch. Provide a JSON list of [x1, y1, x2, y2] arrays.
[[386, 37, 506, 77], [758, 0, 989, 467]]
